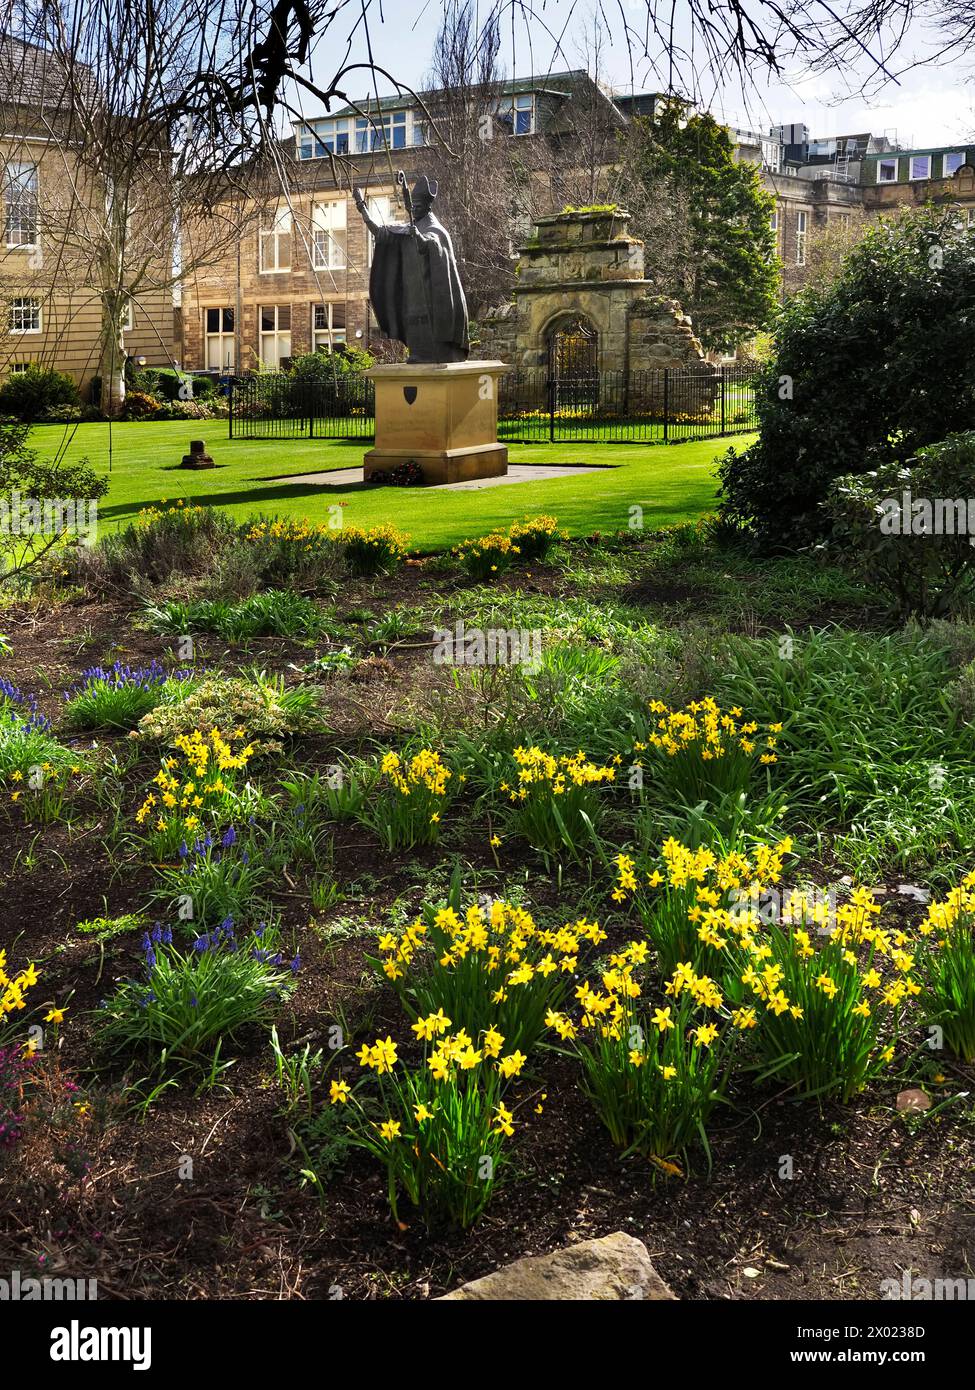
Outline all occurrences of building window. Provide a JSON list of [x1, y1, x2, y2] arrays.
[[259, 304, 291, 369], [795, 211, 807, 266], [4, 162, 39, 247], [877, 158, 898, 183], [909, 154, 931, 180], [354, 110, 408, 153], [204, 306, 235, 370], [9, 361, 30, 373], [297, 116, 351, 159], [498, 92, 534, 135], [944, 151, 967, 177], [762, 140, 783, 173], [312, 199, 347, 270], [769, 208, 779, 248], [121, 299, 134, 333], [9, 297, 41, 334], [969, 208, 975, 228], [313, 302, 347, 350], [259, 207, 292, 272], [367, 194, 391, 264]]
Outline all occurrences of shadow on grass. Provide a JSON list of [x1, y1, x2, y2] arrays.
[[97, 478, 378, 520]]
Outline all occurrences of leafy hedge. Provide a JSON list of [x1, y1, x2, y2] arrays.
[[718, 208, 975, 546]]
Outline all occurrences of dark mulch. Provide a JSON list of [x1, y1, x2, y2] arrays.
[[1, 548, 970, 1302]]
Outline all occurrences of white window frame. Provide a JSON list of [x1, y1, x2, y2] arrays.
[[9, 361, 30, 374], [909, 154, 932, 181], [121, 298, 134, 333], [877, 158, 899, 184], [762, 140, 783, 173], [498, 92, 534, 136], [259, 207, 292, 273], [312, 302, 347, 351], [259, 303, 291, 369], [4, 162, 39, 248], [353, 109, 409, 154], [795, 210, 808, 266], [204, 306, 235, 370], [297, 117, 352, 159], [311, 199, 347, 271], [9, 297, 41, 334], [943, 152, 966, 177]]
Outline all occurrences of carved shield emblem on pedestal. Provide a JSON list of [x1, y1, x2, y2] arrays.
[[403, 386, 418, 405]]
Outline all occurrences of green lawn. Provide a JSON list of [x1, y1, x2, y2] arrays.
[[28, 420, 752, 551]]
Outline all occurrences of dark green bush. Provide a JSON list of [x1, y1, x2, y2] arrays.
[[0, 365, 81, 422], [822, 432, 975, 622], [289, 345, 374, 381], [719, 208, 975, 547]]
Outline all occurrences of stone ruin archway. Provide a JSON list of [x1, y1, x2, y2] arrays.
[[546, 312, 599, 382], [546, 311, 600, 410], [477, 208, 709, 378]]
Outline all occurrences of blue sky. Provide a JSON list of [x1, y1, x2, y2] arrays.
[[301, 1, 973, 150]]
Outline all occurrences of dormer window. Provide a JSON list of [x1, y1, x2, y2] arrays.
[[498, 93, 534, 136], [354, 110, 408, 152], [297, 117, 351, 159]]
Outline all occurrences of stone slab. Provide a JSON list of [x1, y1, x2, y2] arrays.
[[437, 1232, 676, 1301], [266, 463, 609, 492]]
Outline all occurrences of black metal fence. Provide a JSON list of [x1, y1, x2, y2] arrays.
[[228, 365, 757, 444], [228, 374, 375, 440]]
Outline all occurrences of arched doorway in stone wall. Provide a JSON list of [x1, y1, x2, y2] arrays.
[[547, 313, 599, 409]]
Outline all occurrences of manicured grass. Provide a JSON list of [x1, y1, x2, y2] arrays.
[[28, 420, 752, 551]]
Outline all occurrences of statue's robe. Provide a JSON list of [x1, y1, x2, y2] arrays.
[[368, 211, 468, 363]]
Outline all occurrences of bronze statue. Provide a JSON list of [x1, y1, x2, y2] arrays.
[[353, 173, 468, 363]]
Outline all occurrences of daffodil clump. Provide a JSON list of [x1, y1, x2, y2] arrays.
[[340, 523, 410, 576], [242, 516, 343, 587], [135, 728, 258, 859], [0, 697, 86, 822], [915, 871, 975, 1062], [551, 943, 744, 1170], [502, 745, 618, 856], [452, 531, 521, 580], [375, 899, 606, 1052], [2, 756, 86, 824], [634, 697, 782, 804], [134, 499, 212, 530], [362, 748, 455, 849], [612, 836, 793, 975], [615, 834, 915, 1101], [332, 1018, 526, 1228], [1, 948, 40, 1030], [724, 885, 916, 1101], [507, 514, 564, 561]]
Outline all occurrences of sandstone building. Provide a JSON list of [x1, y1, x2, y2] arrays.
[[0, 37, 175, 396]]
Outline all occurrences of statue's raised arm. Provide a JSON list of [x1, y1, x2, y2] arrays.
[[352, 173, 468, 364]]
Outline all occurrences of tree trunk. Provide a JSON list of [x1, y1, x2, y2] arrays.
[[99, 297, 127, 417]]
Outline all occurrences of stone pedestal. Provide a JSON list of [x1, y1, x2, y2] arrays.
[[364, 361, 509, 485]]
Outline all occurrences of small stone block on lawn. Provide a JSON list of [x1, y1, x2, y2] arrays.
[[437, 1232, 676, 1301], [180, 439, 216, 469]]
